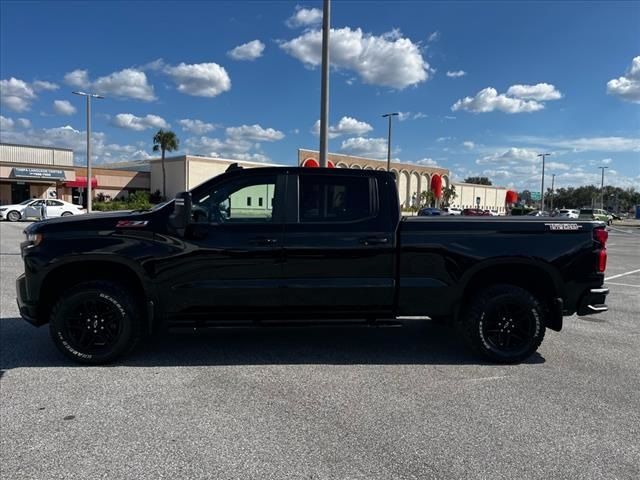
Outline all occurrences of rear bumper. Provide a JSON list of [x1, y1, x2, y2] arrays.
[[16, 274, 44, 327], [576, 287, 609, 316]]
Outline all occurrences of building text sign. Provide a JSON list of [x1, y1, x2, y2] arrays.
[[12, 167, 66, 181]]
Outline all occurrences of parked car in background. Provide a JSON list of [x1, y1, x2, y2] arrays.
[[485, 209, 500, 216], [558, 209, 580, 219], [0, 199, 85, 222], [441, 207, 462, 216], [462, 208, 491, 216], [418, 207, 442, 216], [579, 208, 612, 225], [527, 210, 552, 217]]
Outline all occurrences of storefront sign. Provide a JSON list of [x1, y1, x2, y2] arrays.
[[11, 167, 66, 181]]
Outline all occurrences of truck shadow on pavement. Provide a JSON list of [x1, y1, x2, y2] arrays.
[[0, 317, 545, 371]]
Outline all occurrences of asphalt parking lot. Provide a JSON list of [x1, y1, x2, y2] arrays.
[[1, 220, 639, 480]]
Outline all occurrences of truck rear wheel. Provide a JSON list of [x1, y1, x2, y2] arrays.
[[49, 281, 142, 364], [461, 284, 545, 363]]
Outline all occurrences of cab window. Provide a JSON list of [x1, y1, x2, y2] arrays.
[[192, 175, 278, 224], [299, 175, 373, 223]]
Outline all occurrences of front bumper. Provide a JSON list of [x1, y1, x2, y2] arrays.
[[16, 274, 44, 327], [576, 287, 609, 316]]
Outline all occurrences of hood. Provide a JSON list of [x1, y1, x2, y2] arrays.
[[24, 207, 169, 235]]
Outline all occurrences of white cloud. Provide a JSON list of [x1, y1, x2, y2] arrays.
[[280, 26, 431, 89], [139, 58, 166, 71], [225, 124, 285, 142], [606, 56, 640, 103], [63, 68, 156, 101], [397, 112, 411, 121], [446, 70, 466, 78], [311, 116, 373, 138], [64, 69, 90, 88], [340, 137, 389, 159], [0, 115, 14, 130], [602, 158, 613, 165], [178, 118, 217, 134], [506, 83, 563, 101], [0, 124, 148, 164], [111, 113, 169, 131], [32, 80, 59, 91], [546, 161, 571, 171], [413, 112, 427, 119], [0, 77, 36, 112], [17, 118, 31, 128], [227, 40, 265, 61], [436, 136, 452, 142], [512, 135, 640, 152], [427, 31, 440, 43], [476, 147, 539, 165], [452, 84, 562, 114], [164, 62, 231, 97], [463, 141, 475, 150], [185, 135, 272, 162], [53, 99, 77, 116], [414, 158, 439, 166], [286, 6, 323, 28]]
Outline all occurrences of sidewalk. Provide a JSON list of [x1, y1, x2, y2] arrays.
[[615, 218, 640, 228]]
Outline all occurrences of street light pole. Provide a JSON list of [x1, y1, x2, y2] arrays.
[[318, 0, 330, 167], [537, 153, 551, 211], [382, 112, 399, 171], [550, 173, 555, 211], [598, 166, 609, 210], [72, 91, 104, 213]]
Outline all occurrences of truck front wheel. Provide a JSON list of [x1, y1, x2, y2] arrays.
[[49, 281, 142, 364], [462, 284, 546, 363]]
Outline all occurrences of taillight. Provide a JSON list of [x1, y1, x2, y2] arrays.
[[593, 228, 608, 246], [598, 249, 607, 272]]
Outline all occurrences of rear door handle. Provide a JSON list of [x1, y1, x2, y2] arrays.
[[249, 237, 278, 246], [360, 236, 389, 246]]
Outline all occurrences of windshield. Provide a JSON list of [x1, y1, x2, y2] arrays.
[[19, 199, 33, 205]]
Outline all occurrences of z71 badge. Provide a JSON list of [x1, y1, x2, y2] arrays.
[[545, 223, 583, 231]]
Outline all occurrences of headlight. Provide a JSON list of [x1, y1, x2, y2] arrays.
[[0, 207, 7, 211], [26, 233, 43, 246]]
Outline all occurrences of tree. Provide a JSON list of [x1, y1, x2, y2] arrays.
[[441, 185, 457, 207], [419, 190, 435, 208], [519, 190, 532, 206], [463, 176, 492, 185], [152, 129, 179, 200]]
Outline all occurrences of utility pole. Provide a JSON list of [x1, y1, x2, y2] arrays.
[[72, 91, 104, 213], [537, 153, 551, 212], [550, 173, 555, 211], [598, 166, 608, 210], [382, 112, 399, 172], [318, 0, 330, 167]]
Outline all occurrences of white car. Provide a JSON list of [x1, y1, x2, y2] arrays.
[[441, 207, 462, 216], [558, 209, 579, 219], [0, 199, 86, 222]]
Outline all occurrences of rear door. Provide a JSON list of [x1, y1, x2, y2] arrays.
[[282, 171, 397, 314], [46, 200, 64, 217]]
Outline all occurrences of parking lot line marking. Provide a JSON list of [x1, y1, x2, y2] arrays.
[[605, 268, 640, 281], [606, 282, 640, 288]]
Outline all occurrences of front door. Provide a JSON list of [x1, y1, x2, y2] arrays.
[[23, 200, 44, 219], [154, 173, 286, 320], [282, 172, 396, 315]]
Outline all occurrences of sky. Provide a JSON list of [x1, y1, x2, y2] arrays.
[[0, 0, 639, 191]]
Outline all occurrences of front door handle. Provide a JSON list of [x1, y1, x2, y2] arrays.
[[249, 237, 278, 246], [360, 236, 389, 246]]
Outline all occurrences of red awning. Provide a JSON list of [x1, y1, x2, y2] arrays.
[[65, 176, 98, 188]]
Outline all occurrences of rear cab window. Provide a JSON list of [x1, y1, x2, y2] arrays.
[[298, 174, 375, 223]]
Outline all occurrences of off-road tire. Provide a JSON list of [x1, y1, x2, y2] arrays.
[[49, 281, 142, 364], [461, 284, 546, 363]]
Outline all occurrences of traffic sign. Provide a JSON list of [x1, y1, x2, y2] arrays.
[[530, 191, 541, 201]]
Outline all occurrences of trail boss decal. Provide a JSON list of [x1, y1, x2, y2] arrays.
[[116, 220, 149, 228], [545, 223, 583, 231]]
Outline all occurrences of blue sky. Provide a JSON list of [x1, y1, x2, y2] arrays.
[[1, 0, 638, 190]]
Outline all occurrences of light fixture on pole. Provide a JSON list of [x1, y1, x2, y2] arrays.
[[537, 153, 551, 212], [318, 0, 330, 167], [382, 112, 399, 172], [72, 91, 104, 213], [598, 166, 609, 210]]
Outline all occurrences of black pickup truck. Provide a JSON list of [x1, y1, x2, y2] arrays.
[[17, 166, 610, 364]]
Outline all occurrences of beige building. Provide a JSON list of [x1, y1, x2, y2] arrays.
[[451, 182, 509, 213], [0, 143, 149, 206], [297, 149, 451, 208]]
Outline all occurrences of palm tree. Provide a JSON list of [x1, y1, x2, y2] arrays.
[[441, 185, 457, 207], [152, 129, 179, 200], [419, 190, 435, 208]]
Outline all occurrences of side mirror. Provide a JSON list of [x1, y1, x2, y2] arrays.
[[169, 191, 192, 237]]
